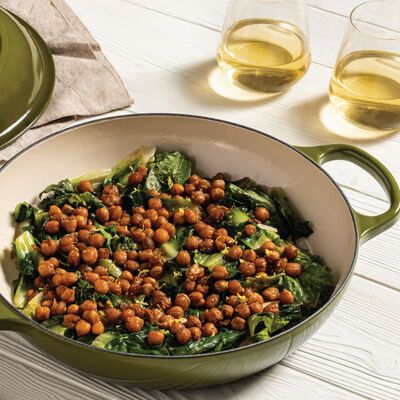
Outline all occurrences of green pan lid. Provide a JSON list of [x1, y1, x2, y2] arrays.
[[0, 7, 55, 149]]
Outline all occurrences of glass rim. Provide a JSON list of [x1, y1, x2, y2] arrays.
[[350, 0, 400, 40]]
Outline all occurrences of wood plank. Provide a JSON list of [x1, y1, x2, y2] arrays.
[[0, 274, 397, 399], [66, 0, 400, 202]]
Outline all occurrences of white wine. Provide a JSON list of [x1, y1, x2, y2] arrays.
[[217, 18, 311, 93], [329, 50, 400, 131]]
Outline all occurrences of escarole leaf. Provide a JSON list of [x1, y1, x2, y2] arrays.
[[105, 146, 156, 185], [280, 275, 304, 303], [22, 292, 44, 318], [239, 230, 271, 250], [98, 259, 122, 278], [13, 276, 33, 309], [227, 183, 277, 212], [194, 252, 239, 278], [14, 230, 39, 279], [147, 151, 192, 190], [268, 188, 313, 240], [14, 202, 35, 223], [296, 250, 336, 308], [225, 208, 249, 227], [248, 312, 289, 341], [161, 227, 192, 260], [92, 332, 117, 349], [70, 168, 112, 190], [161, 197, 199, 212], [38, 179, 76, 209], [243, 273, 284, 291]]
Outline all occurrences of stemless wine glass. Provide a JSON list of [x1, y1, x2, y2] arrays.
[[329, 0, 400, 137], [216, 0, 311, 95]]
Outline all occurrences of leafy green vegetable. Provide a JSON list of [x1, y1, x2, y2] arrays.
[[38, 179, 76, 209], [145, 151, 191, 190], [194, 252, 239, 278], [92, 332, 116, 349], [257, 224, 280, 241], [13, 276, 33, 309], [239, 229, 270, 250], [49, 325, 68, 336], [296, 251, 336, 308], [281, 275, 304, 303], [121, 184, 147, 210], [104, 146, 156, 185], [161, 197, 199, 212], [268, 188, 313, 240], [78, 192, 105, 210], [110, 235, 136, 252], [243, 273, 284, 291], [170, 329, 246, 355], [14, 202, 35, 223], [227, 183, 276, 212], [248, 312, 289, 341], [41, 315, 64, 328], [225, 208, 249, 226], [14, 231, 39, 279], [161, 227, 192, 260], [22, 292, 44, 318], [71, 168, 111, 191], [75, 279, 124, 307], [98, 259, 122, 278]]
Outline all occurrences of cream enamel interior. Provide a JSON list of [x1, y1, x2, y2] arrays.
[[0, 115, 357, 303]]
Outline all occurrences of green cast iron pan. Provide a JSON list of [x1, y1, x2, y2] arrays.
[[0, 7, 55, 149], [0, 114, 398, 389]]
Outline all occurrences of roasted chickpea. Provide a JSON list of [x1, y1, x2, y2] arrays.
[[81, 247, 98, 265], [67, 248, 81, 267], [262, 301, 279, 314], [189, 291, 205, 308], [231, 316, 246, 331], [207, 204, 228, 222], [228, 280, 242, 295], [212, 179, 225, 189], [139, 249, 153, 262], [61, 216, 78, 233], [205, 293, 219, 308], [38, 261, 55, 278], [147, 330, 165, 347], [125, 316, 144, 333], [228, 245, 243, 260], [141, 282, 154, 296], [284, 244, 298, 260], [185, 236, 202, 251], [242, 249, 257, 263], [200, 238, 213, 253], [255, 207, 270, 222], [240, 261, 256, 277], [35, 306, 51, 322], [173, 210, 186, 225], [249, 302, 263, 314], [128, 171, 144, 186], [195, 282, 209, 296], [262, 241, 276, 252], [67, 304, 80, 315], [153, 228, 170, 244], [93, 279, 109, 294], [266, 250, 281, 262], [92, 321, 105, 335], [255, 257, 267, 273], [41, 239, 58, 257], [191, 191, 206, 205], [61, 204, 74, 215], [82, 310, 101, 324], [226, 295, 240, 307], [168, 182, 183, 195], [211, 265, 229, 280], [213, 280, 228, 293], [167, 306, 184, 319], [174, 293, 190, 310], [77, 180, 93, 193], [76, 319, 92, 336], [63, 272, 79, 287], [63, 314, 81, 329], [202, 322, 218, 337], [79, 300, 97, 312], [285, 262, 302, 277], [280, 289, 295, 304], [147, 197, 162, 210], [47, 257, 60, 268], [204, 308, 223, 324], [120, 309, 136, 322], [210, 188, 225, 202], [247, 292, 263, 304], [186, 315, 202, 329], [188, 327, 202, 341], [44, 220, 60, 235], [184, 208, 198, 224], [221, 304, 234, 318], [244, 224, 257, 236], [161, 222, 176, 237], [51, 301, 67, 316], [235, 303, 251, 319], [176, 250, 190, 267], [198, 225, 214, 239], [49, 205, 62, 218], [175, 327, 192, 344], [113, 250, 127, 266], [183, 280, 196, 293], [158, 314, 174, 330], [56, 286, 75, 304]]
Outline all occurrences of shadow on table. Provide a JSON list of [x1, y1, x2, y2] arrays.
[[176, 59, 287, 108]]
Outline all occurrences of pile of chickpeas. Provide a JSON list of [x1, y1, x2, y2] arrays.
[[31, 165, 302, 348]]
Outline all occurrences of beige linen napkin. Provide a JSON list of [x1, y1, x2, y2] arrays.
[[0, 0, 132, 161]]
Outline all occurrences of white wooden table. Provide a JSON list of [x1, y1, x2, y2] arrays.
[[1, 1, 400, 399]]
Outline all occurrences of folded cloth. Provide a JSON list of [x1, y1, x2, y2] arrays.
[[0, 0, 132, 161]]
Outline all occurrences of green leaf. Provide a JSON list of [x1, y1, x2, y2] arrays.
[[92, 332, 117, 349], [70, 168, 111, 190], [13, 276, 33, 309], [161, 227, 192, 260], [239, 229, 270, 250], [280, 275, 304, 303], [225, 208, 250, 226], [161, 197, 199, 212], [150, 151, 192, 188], [14, 231, 39, 279], [104, 146, 156, 185], [98, 259, 122, 278], [14, 202, 35, 223], [227, 183, 276, 212], [22, 292, 44, 318], [243, 273, 284, 291], [248, 313, 289, 341]]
